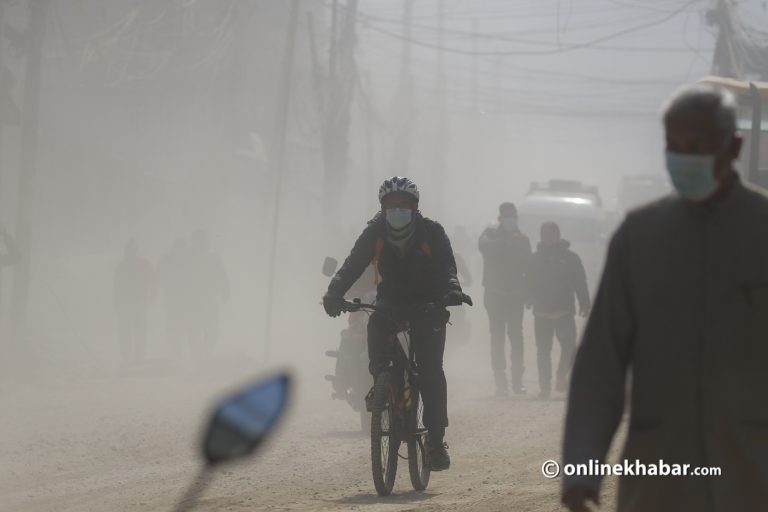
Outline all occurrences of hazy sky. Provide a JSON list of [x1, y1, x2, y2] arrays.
[[343, 0, 768, 226]]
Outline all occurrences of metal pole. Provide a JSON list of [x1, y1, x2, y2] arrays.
[[263, 0, 302, 362], [0, 0, 7, 339], [329, 0, 338, 81], [0, 0, 6, 198], [322, 0, 357, 233], [749, 82, 762, 184], [11, 0, 47, 359], [306, 12, 324, 110], [171, 467, 213, 512], [472, 18, 478, 112], [389, 0, 414, 176], [433, 0, 446, 216]]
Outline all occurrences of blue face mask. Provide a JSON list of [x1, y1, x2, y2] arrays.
[[665, 151, 720, 202], [385, 208, 413, 229]]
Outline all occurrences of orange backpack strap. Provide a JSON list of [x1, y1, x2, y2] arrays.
[[373, 239, 385, 285], [420, 241, 432, 258]]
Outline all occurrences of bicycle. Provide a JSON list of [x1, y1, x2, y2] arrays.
[[338, 297, 468, 496]]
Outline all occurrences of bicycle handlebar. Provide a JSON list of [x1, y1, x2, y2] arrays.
[[338, 296, 470, 315]]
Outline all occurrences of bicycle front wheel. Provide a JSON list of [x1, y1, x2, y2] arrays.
[[407, 386, 430, 490], [370, 371, 399, 496]]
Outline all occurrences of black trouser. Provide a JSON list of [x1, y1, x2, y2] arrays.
[[367, 308, 449, 437], [534, 314, 576, 393], [484, 289, 525, 390]]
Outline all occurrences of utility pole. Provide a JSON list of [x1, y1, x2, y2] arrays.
[[389, 0, 415, 176], [494, 54, 503, 112], [322, 0, 358, 231], [748, 82, 762, 183], [361, 70, 376, 197], [263, 0, 302, 362], [0, 0, 7, 351], [708, 0, 742, 78], [306, 12, 323, 111], [329, 0, 339, 82], [433, 0, 446, 216], [472, 18, 478, 112], [0, 0, 6, 198], [11, 0, 48, 361]]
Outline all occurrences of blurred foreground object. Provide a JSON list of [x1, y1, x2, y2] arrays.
[[173, 372, 292, 512]]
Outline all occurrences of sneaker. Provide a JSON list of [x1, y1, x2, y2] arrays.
[[555, 376, 567, 393], [538, 389, 551, 400], [364, 386, 375, 412], [429, 440, 451, 471], [512, 384, 528, 396], [494, 386, 509, 398]]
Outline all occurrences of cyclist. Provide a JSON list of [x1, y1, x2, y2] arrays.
[[322, 177, 471, 471]]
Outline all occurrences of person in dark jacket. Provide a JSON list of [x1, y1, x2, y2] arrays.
[[527, 221, 590, 398], [479, 202, 531, 396], [323, 176, 472, 472]]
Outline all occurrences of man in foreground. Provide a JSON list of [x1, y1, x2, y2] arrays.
[[562, 84, 768, 511]]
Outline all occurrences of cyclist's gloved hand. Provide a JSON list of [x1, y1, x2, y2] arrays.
[[323, 294, 345, 317], [444, 290, 472, 307]]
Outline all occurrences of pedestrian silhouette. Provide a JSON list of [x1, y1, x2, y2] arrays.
[[527, 221, 590, 399], [185, 230, 229, 361], [478, 203, 532, 396], [157, 237, 191, 360], [114, 239, 156, 367]]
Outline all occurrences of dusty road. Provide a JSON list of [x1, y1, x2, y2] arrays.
[[1, 317, 622, 512]]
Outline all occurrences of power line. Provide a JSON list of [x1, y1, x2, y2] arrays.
[[355, 0, 706, 56]]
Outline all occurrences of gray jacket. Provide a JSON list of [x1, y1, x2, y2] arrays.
[[563, 178, 768, 512], [478, 225, 530, 294]]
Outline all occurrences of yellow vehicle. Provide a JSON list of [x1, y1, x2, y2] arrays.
[[698, 76, 768, 186]]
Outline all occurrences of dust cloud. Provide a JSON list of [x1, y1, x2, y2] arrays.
[[0, 1, 737, 511]]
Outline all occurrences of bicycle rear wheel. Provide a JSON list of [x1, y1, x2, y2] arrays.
[[371, 371, 399, 496], [407, 386, 430, 490]]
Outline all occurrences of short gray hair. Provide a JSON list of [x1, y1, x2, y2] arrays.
[[662, 84, 738, 135]]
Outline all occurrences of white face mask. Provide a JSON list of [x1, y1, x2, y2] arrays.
[[385, 208, 413, 229]]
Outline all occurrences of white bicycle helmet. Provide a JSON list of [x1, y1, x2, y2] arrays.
[[378, 176, 420, 203]]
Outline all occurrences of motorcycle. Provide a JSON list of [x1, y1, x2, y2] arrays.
[[322, 256, 375, 431]]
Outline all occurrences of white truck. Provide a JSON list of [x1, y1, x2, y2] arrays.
[[518, 179, 606, 287]]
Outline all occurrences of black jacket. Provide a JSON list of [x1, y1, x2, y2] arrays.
[[478, 225, 531, 294], [527, 239, 590, 317], [327, 212, 462, 303]]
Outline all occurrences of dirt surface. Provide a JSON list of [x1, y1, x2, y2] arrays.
[[1, 316, 622, 512]]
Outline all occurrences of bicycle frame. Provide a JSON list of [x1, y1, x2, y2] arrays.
[[337, 298, 447, 495], [340, 300, 432, 439], [342, 299, 435, 394]]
